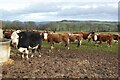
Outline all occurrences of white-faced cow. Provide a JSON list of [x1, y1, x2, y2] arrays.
[[11, 30, 43, 59], [90, 33, 113, 47], [42, 32, 70, 50], [73, 32, 95, 42]]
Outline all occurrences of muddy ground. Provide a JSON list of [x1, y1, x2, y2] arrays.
[[1, 47, 119, 78]]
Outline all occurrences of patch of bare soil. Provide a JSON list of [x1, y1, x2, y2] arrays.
[[1, 47, 119, 78]]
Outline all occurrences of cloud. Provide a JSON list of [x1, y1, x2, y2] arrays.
[[57, 3, 117, 17], [0, 1, 119, 21]]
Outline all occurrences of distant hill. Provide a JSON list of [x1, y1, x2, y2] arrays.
[[39, 20, 118, 32], [35, 21, 51, 25], [2, 20, 118, 32]]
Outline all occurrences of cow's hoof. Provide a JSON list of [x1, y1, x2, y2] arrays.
[[51, 46, 54, 49], [48, 50, 52, 52], [68, 47, 69, 49], [31, 55, 34, 58], [58, 49, 60, 52], [26, 58, 29, 60], [39, 55, 41, 57]]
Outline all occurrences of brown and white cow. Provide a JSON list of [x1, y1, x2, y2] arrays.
[[42, 32, 70, 49], [92, 33, 113, 47], [42, 31, 51, 41], [69, 33, 83, 47], [73, 32, 95, 42]]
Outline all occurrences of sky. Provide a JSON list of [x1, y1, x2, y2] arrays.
[[0, 0, 119, 22]]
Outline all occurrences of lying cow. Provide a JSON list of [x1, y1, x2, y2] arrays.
[[92, 33, 113, 47], [11, 30, 43, 59], [42, 32, 70, 49], [69, 33, 83, 47]]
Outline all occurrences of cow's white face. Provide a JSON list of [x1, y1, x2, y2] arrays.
[[43, 33, 48, 40], [94, 34, 98, 41], [11, 30, 20, 47], [88, 34, 92, 39]]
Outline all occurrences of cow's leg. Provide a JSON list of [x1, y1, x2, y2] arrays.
[[64, 41, 69, 49], [99, 41, 102, 47], [25, 49, 29, 59], [77, 40, 80, 47], [37, 45, 42, 57], [50, 43, 54, 49], [107, 40, 112, 47], [88, 38, 91, 43], [64, 38, 70, 49], [80, 39, 82, 46], [22, 52, 25, 59], [18, 48, 26, 59], [31, 49, 35, 58], [67, 39, 70, 50], [77, 39, 82, 47]]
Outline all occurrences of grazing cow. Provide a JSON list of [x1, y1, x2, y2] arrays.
[[11, 30, 43, 59], [69, 33, 83, 47], [73, 32, 95, 42], [43, 32, 70, 49], [112, 34, 119, 43], [92, 33, 113, 47]]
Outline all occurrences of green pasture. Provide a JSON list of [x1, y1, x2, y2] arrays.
[[42, 31, 119, 54], [42, 39, 118, 54]]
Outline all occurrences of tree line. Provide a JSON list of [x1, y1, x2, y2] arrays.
[[1, 20, 118, 32]]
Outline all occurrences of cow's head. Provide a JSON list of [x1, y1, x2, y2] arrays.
[[11, 30, 21, 48], [42, 31, 49, 40], [88, 32, 95, 39]]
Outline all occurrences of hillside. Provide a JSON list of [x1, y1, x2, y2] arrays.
[[2, 20, 118, 32]]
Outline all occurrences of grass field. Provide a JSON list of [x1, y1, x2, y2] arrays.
[[42, 39, 118, 54]]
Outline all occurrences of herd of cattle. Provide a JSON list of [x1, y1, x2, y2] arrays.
[[3, 29, 120, 59]]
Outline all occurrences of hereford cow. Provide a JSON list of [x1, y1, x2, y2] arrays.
[[11, 30, 43, 59], [73, 32, 95, 42], [92, 33, 113, 47], [69, 33, 83, 47], [42, 31, 51, 41], [42, 32, 70, 49]]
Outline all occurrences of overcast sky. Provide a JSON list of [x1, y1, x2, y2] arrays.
[[0, 0, 119, 21]]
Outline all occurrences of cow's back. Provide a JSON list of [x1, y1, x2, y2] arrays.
[[18, 32, 42, 48], [99, 33, 113, 42]]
